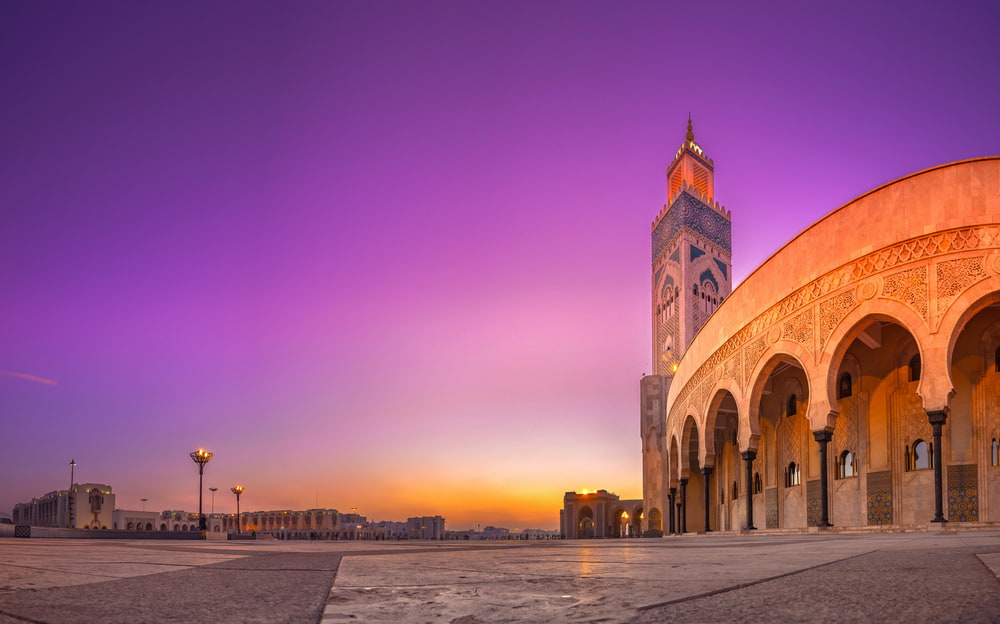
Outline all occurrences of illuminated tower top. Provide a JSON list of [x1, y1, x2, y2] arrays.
[[666, 116, 715, 205]]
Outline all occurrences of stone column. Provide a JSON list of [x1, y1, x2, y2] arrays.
[[742, 450, 757, 530], [701, 467, 713, 532], [928, 410, 948, 523], [667, 488, 676, 534], [813, 430, 833, 527], [679, 478, 688, 533]]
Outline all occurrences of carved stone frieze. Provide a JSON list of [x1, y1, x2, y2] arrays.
[[881, 265, 928, 321], [667, 225, 1000, 425], [781, 307, 815, 356], [935, 256, 988, 318], [819, 290, 858, 348]]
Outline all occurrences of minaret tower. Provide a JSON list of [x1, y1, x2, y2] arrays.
[[640, 117, 732, 535], [650, 117, 732, 375]]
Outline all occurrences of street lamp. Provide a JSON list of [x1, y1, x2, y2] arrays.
[[209, 487, 218, 514], [68, 459, 77, 529], [141, 498, 148, 512], [231, 485, 244, 535], [189, 448, 213, 538]]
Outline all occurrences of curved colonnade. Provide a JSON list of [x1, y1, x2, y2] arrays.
[[643, 157, 1000, 532]]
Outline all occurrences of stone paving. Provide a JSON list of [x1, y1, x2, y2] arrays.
[[1, 532, 999, 622]]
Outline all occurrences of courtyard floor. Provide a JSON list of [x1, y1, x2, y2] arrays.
[[2, 531, 1000, 622]]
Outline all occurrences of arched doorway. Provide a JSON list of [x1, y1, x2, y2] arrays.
[[577, 506, 594, 538]]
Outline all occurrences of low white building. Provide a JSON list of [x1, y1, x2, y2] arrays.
[[13, 483, 115, 530]]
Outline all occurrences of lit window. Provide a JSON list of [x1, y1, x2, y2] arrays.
[[907, 439, 931, 471], [785, 462, 800, 487], [837, 450, 855, 479]]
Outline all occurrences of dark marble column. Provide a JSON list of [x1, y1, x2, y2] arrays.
[[701, 467, 713, 532], [742, 450, 757, 530], [679, 478, 688, 533], [667, 488, 676, 535], [813, 430, 833, 527], [928, 410, 948, 523]]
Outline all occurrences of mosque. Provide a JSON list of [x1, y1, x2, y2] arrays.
[[638, 120, 1000, 534]]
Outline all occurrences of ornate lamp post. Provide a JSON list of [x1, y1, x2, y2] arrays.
[[68, 459, 77, 529], [141, 498, 148, 512], [189, 448, 213, 538], [209, 487, 218, 514], [231, 485, 244, 535]]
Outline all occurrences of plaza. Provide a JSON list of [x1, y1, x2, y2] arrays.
[[2, 530, 1000, 622]]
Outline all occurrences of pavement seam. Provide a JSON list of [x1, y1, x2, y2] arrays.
[[315, 556, 342, 624], [0, 608, 48, 624], [634, 549, 877, 612], [973, 552, 1000, 582]]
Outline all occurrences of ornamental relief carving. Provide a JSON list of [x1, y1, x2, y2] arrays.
[[819, 289, 858, 348], [935, 256, 988, 318], [781, 307, 815, 356], [723, 351, 741, 387], [833, 394, 860, 455], [892, 387, 931, 443], [667, 225, 1000, 425], [880, 265, 928, 321]]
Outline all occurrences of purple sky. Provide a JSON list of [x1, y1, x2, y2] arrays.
[[2, 1, 998, 529]]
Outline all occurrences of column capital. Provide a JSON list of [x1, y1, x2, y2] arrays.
[[741, 450, 757, 461], [927, 409, 948, 427], [812, 430, 833, 443], [701, 466, 713, 477]]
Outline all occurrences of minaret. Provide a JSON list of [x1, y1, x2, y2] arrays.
[[650, 117, 732, 375], [640, 117, 732, 535]]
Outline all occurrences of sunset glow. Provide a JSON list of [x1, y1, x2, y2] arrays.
[[1, 2, 997, 529]]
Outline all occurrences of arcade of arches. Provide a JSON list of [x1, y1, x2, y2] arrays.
[[641, 157, 1000, 533]]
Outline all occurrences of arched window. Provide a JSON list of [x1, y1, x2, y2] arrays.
[[753, 472, 762, 494], [787, 394, 797, 417], [837, 373, 852, 399], [992, 438, 999, 467], [732, 481, 739, 500], [908, 439, 931, 471], [838, 450, 855, 479], [995, 346, 1000, 373], [692, 284, 699, 295], [785, 462, 800, 487], [908, 354, 921, 382]]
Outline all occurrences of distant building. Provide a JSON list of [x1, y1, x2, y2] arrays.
[[406, 515, 445, 540], [560, 490, 643, 538], [13, 483, 115, 529], [112, 509, 160, 531]]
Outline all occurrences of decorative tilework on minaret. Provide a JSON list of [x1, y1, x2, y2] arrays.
[[651, 118, 733, 376]]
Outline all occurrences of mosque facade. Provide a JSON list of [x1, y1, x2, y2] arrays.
[[640, 123, 1000, 534]]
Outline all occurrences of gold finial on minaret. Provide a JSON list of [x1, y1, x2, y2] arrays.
[[686, 114, 694, 142]]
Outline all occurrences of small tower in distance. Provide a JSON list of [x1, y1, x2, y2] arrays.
[[651, 117, 732, 376]]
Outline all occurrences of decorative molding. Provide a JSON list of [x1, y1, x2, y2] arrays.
[[668, 225, 1000, 425], [936, 256, 988, 318], [881, 265, 928, 321]]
